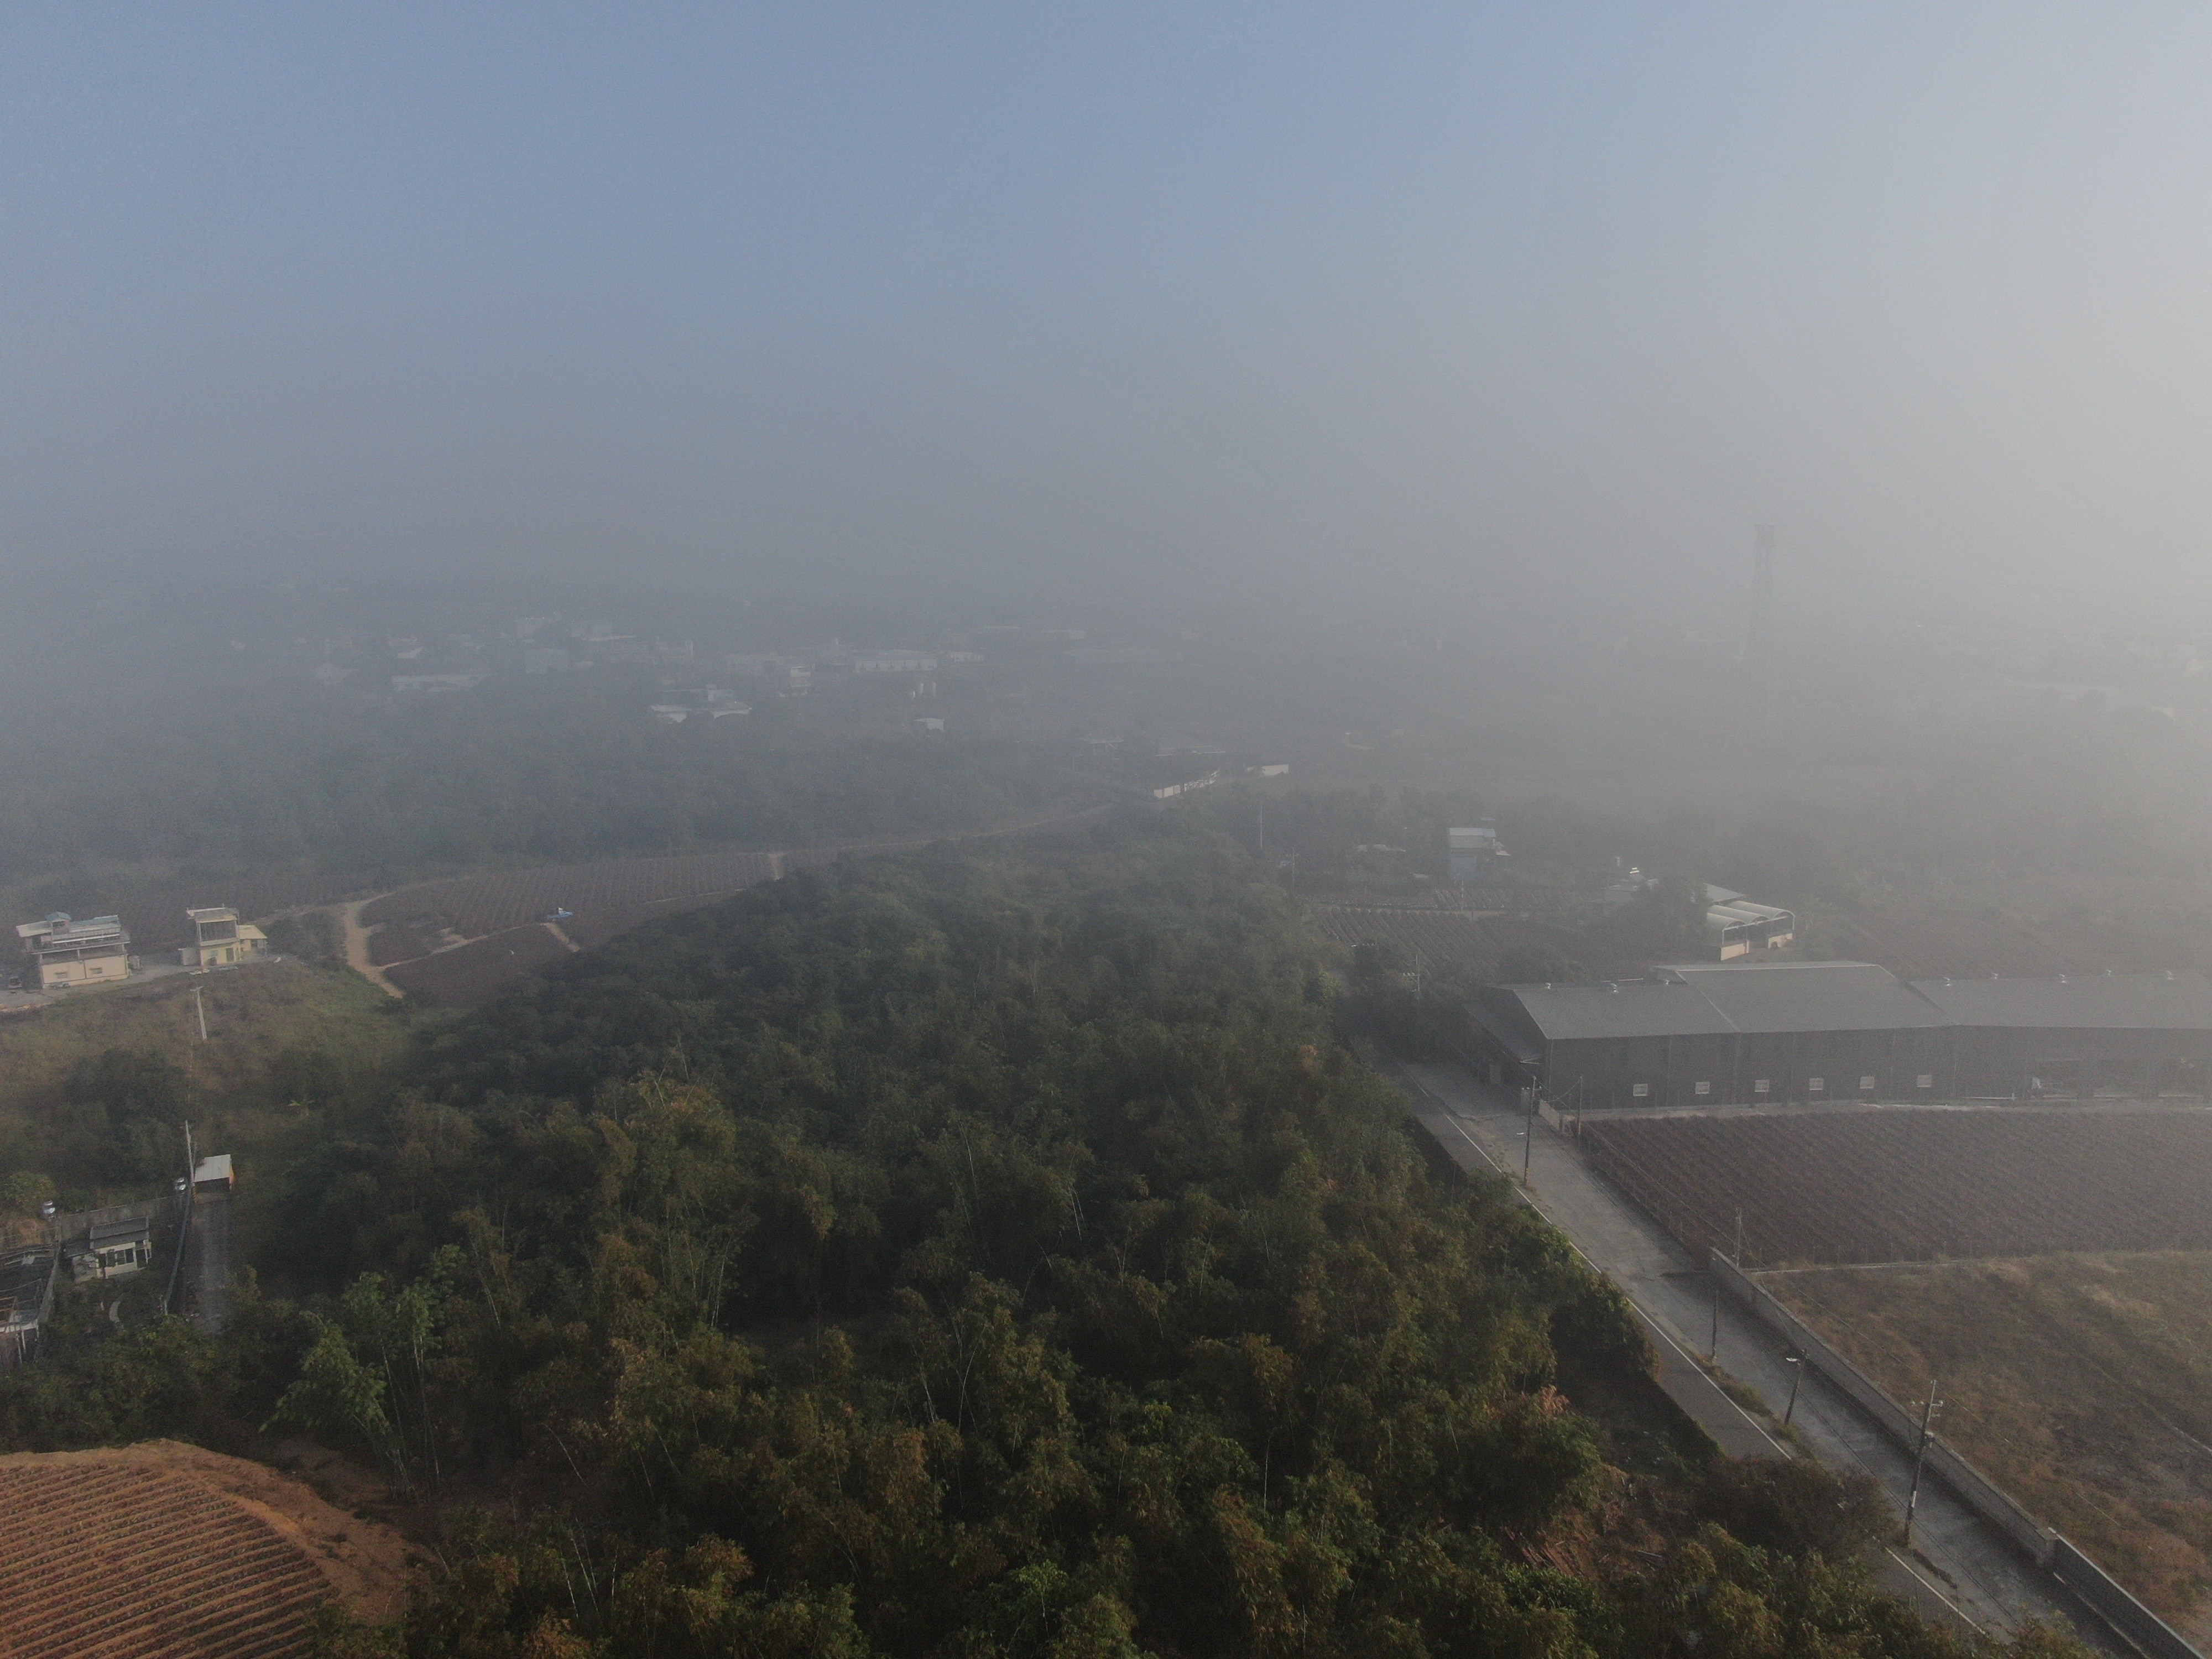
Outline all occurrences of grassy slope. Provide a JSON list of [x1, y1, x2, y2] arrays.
[[1766, 1253, 2212, 1640], [0, 963, 428, 1265], [0, 962, 410, 1119]]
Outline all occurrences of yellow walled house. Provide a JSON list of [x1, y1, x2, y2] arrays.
[[180, 906, 267, 968], [14, 914, 134, 990]]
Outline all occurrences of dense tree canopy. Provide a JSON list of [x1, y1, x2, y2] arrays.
[[4, 822, 2089, 1656]]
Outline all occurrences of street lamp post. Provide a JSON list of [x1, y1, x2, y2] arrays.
[[1783, 1352, 1803, 1425]]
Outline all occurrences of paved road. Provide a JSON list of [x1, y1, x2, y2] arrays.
[[1394, 1058, 2128, 1655], [182, 1192, 231, 1335]]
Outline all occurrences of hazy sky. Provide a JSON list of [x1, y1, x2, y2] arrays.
[[6, 4, 2212, 613]]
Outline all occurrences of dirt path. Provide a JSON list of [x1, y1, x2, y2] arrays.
[[335, 900, 404, 999], [543, 920, 581, 952]]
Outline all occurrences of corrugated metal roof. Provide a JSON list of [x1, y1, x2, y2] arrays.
[[1911, 972, 2212, 1031], [1494, 961, 1950, 1042], [1485, 962, 2212, 1044], [1498, 980, 1738, 1041]]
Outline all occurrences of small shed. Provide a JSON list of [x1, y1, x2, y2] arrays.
[[192, 1154, 235, 1193]]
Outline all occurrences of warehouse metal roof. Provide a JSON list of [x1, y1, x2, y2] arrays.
[[1483, 961, 1952, 1043], [1478, 961, 2212, 1046], [1910, 971, 2212, 1030]]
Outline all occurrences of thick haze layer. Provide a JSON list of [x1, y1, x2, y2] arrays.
[[5, 4, 2211, 613]]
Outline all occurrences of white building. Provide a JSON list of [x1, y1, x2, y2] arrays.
[[15, 914, 132, 990], [180, 906, 267, 968], [852, 650, 937, 675], [1705, 886, 1797, 959]]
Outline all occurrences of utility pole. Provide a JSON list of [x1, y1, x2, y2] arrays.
[[1522, 1086, 1536, 1181], [1904, 1381, 1943, 1547], [1734, 1207, 1744, 1266], [1783, 1351, 1803, 1425], [1256, 794, 1264, 857], [194, 984, 208, 1041], [1710, 1260, 1721, 1362]]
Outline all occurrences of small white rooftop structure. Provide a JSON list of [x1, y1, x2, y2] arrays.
[[1704, 884, 1796, 959]]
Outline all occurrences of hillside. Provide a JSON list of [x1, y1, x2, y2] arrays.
[[0, 962, 422, 1228]]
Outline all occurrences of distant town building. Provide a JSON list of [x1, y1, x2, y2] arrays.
[[1067, 646, 1172, 666], [724, 654, 813, 691], [1448, 823, 1506, 883], [649, 705, 691, 723], [524, 647, 571, 675], [914, 716, 945, 732], [193, 1153, 234, 1193], [852, 650, 938, 675], [391, 673, 488, 694], [180, 906, 267, 969], [15, 914, 132, 990]]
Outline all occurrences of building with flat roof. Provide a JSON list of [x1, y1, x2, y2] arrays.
[[180, 906, 267, 968], [852, 649, 937, 674], [14, 913, 132, 990], [1468, 961, 2212, 1108], [1448, 823, 1505, 883], [62, 1217, 153, 1282]]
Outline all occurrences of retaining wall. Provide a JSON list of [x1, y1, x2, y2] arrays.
[[2052, 1537, 2203, 1659]]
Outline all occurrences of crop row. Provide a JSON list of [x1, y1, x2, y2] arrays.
[[1, 1464, 328, 1659], [1580, 1107, 2212, 1267]]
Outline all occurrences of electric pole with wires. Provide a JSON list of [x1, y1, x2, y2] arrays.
[[1904, 1381, 1944, 1547]]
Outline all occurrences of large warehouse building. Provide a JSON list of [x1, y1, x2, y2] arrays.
[[1468, 960, 2212, 1108]]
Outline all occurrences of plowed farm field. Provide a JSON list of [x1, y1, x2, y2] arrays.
[[359, 848, 781, 937], [1580, 1105, 2212, 1268], [383, 922, 578, 1006], [0, 1442, 409, 1658]]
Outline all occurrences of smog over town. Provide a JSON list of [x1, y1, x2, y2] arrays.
[[5, 9, 2212, 1657]]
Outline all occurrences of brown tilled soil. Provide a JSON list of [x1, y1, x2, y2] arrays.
[[0, 1439, 413, 1658], [383, 922, 576, 1005]]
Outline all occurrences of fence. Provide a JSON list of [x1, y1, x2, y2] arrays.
[[1709, 1251, 2203, 1659]]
